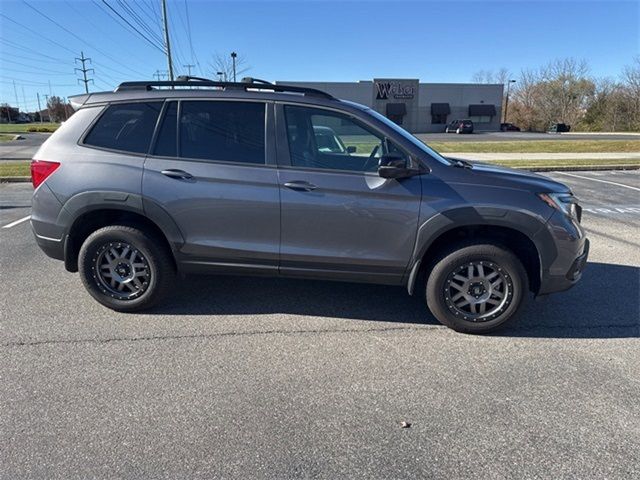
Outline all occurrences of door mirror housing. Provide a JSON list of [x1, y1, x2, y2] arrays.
[[378, 154, 411, 179]]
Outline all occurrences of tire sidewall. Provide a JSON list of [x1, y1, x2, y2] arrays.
[[426, 244, 528, 333], [78, 227, 165, 312]]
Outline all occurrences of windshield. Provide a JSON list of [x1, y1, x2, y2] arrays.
[[362, 107, 454, 165]]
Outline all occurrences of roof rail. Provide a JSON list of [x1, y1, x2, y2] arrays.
[[115, 78, 334, 99]]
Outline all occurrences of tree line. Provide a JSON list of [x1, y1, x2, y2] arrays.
[[472, 57, 640, 132]]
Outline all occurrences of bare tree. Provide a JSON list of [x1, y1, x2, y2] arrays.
[[46, 96, 69, 123], [621, 56, 640, 129], [210, 53, 250, 82], [471, 68, 511, 84]]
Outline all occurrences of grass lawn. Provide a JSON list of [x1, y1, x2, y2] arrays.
[[0, 161, 30, 177], [0, 123, 60, 133], [482, 158, 640, 168], [0, 134, 15, 142], [428, 140, 640, 153]]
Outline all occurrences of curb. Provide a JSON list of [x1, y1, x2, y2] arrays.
[[510, 164, 640, 172], [0, 176, 31, 183]]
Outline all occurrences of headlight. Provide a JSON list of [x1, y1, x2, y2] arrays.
[[539, 193, 581, 221]]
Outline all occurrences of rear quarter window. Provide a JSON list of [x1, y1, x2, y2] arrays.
[[83, 102, 162, 154]]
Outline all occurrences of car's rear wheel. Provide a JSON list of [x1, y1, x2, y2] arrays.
[[78, 225, 175, 312], [425, 243, 528, 333], [456, 127, 461, 134]]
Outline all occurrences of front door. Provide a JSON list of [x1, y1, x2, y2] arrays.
[[143, 100, 280, 274], [277, 104, 422, 284]]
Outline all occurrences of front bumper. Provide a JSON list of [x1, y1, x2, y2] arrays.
[[538, 238, 589, 295], [536, 208, 589, 296]]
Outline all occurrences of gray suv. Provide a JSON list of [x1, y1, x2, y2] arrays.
[[30, 78, 589, 333]]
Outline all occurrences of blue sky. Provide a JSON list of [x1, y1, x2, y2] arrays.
[[1, 0, 638, 112]]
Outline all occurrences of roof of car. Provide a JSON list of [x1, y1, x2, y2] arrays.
[[69, 78, 348, 111]]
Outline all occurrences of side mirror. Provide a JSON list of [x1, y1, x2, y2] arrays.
[[378, 154, 410, 179], [346, 145, 357, 154]]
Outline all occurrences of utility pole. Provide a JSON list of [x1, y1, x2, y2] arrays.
[[75, 51, 94, 94], [230, 51, 237, 82], [503, 79, 516, 123], [161, 0, 174, 82], [183, 64, 195, 76], [153, 70, 168, 81], [43, 94, 52, 122], [12, 80, 20, 111], [37, 93, 43, 123], [21, 86, 27, 114]]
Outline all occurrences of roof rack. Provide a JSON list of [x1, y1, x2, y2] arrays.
[[115, 77, 334, 99]]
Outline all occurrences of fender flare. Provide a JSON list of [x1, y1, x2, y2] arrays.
[[58, 191, 185, 269], [406, 206, 555, 295]]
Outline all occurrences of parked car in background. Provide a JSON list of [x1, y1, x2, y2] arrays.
[[30, 77, 588, 334], [500, 122, 521, 132], [548, 123, 571, 133], [445, 119, 474, 134], [312, 125, 356, 154]]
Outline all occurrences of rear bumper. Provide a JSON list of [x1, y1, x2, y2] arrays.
[[32, 222, 65, 261]]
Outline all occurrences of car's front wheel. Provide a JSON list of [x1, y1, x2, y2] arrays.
[[78, 225, 175, 312], [425, 243, 528, 333]]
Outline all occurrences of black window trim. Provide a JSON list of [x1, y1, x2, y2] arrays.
[[78, 100, 164, 157], [146, 97, 270, 168], [275, 101, 418, 176]]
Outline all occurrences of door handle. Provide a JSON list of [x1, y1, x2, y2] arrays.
[[161, 169, 193, 180], [284, 181, 317, 192]]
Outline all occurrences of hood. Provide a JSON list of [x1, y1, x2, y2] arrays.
[[459, 162, 571, 194]]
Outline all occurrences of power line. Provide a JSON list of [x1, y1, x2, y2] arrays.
[[183, 0, 202, 76], [117, 0, 164, 45], [99, 0, 166, 55], [63, 0, 155, 67], [20, 1, 148, 77], [0, 13, 78, 55], [0, 58, 73, 75], [1, 51, 67, 66], [0, 38, 69, 63], [1, 67, 73, 76]]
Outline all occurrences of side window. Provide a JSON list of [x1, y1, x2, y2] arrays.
[[153, 101, 177, 157], [84, 102, 162, 154], [284, 105, 396, 173], [179, 101, 265, 164]]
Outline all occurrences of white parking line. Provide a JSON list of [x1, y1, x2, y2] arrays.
[[2, 215, 31, 229], [555, 172, 640, 192]]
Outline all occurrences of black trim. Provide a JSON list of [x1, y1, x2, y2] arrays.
[[116, 80, 334, 99], [431, 103, 451, 115], [468, 104, 497, 116]]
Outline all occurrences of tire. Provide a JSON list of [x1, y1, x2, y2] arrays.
[[78, 225, 175, 312], [445, 127, 450, 133], [425, 242, 528, 333], [456, 128, 461, 134]]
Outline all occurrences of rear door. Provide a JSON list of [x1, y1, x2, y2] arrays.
[[142, 99, 280, 274], [276, 103, 422, 285]]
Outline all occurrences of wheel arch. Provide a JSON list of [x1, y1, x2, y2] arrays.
[[407, 209, 551, 296], [59, 191, 184, 272]]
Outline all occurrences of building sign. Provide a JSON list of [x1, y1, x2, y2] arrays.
[[374, 81, 416, 100]]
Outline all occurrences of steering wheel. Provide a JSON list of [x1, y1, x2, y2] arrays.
[[363, 144, 381, 172]]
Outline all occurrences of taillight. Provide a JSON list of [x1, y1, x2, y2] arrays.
[[31, 160, 60, 189]]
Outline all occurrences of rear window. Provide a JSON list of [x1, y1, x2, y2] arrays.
[[83, 102, 162, 154], [179, 100, 265, 164]]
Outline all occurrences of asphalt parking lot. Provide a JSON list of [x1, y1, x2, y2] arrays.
[[1, 170, 639, 479]]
